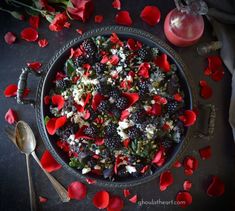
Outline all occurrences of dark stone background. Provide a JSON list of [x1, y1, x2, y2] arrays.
[[0, 0, 234, 211]]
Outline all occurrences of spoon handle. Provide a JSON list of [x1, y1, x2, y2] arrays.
[[31, 151, 70, 202], [25, 154, 37, 211]]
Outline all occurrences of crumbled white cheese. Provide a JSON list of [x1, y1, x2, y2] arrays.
[[66, 111, 73, 118], [126, 165, 137, 173], [145, 124, 156, 139], [82, 167, 91, 174], [94, 165, 101, 170]]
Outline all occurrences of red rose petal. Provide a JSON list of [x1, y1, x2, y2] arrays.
[[115, 11, 133, 26], [173, 93, 183, 102], [199, 80, 208, 87], [140, 165, 149, 173], [52, 95, 65, 111], [120, 109, 130, 121], [4, 32, 16, 45], [39, 196, 48, 203], [5, 108, 18, 124], [95, 15, 104, 23], [56, 140, 70, 152], [207, 176, 225, 197], [173, 160, 182, 168], [179, 110, 197, 126], [183, 156, 198, 176], [4, 84, 17, 97], [76, 28, 83, 35], [92, 93, 106, 111], [127, 38, 140, 51], [29, 16, 40, 29], [211, 70, 224, 81], [138, 62, 151, 78], [204, 67, 212, 76], [123, 138, 130, 148], [176, 191, 192, 208], [122, 92, 139, 108], [159, 170, 174, 191], [110, 33, 123, 46], [49, 13, 68, 32], [107, 196, 124, 211], [183, 180, 192, 191], [109, 55, 119, 66], [208, 56, 222, 70], [123, 189, 131, 198], [27, 62, 42, 71], [67, 0, 94, 22], [93, 190, 110, 209], [200, 86, 213, 99], [46, 116, 67, 135], [38, 39, 48, 48], [40, 150, 62, 172], [154, 54, 171, 73], [68, 181, 87, 200], [199, 146, 212, 160], [129, 194, 137, 203], [148, 103, 162, 116], [55, 72, 66, 81], [21, 27, 38, 42], [75, 125, 94, 140], [86, 178, 96, 184], [112, 0, 121, 10], [140, 6, 161, 26], [152, 147, 165, 167], [64, 22, 71, 28], [153, 95, 167, 105], [44, 96, 50, 105]]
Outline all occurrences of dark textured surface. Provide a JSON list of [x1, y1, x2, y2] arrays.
[[0, 0, 234, 211]]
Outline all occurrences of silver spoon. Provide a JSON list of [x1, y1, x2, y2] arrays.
[[15, 121, 70, 208]]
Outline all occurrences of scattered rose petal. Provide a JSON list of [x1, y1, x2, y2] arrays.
[[112, 0, 121, 10], [21, 27, 38, 42], [122, 92, 139, 108], [176, 191, 192, 208], [123, 189, 131, 198], [93, 190, 110, 209], [179, 110, 197, 126], [39, 196, 47, 203], [199, 80, 213, 99], [5, 108, 18, 124], [92, 93, 106, 111], [52, 95, 65, 111], [123, 138, 130, 147], [75, 125, 94, 140], [67, 0, 94, 22], [64, 22, 71, 28], [138, 62, 151, 78], [199, 146, 212, 160], [173, 161, 182, 168], [29, 16, 40, 29], [40, 150, 62, 172], [211, 70, 224, 81], [4, 84, 18, 97], [147, 103, 162, 116], [183, 180, 192, 191], [46, 116, 67, 135], [174, 93, 183, 102], [4, 32, 16, 45], [95, 15, 104, 23], [86, 178, 96, 184], [76, 29, 83, 35], [183, 156, 198, 176], [152, 147, 165, 167], [154, 54, 171, 72], [68, 181, 87, 200], [38, 39, 48, 48], [159, 170, 174, 191], [115, 11, 132, 26], [129, 194, 137, 203], [49, 13, 68, 32], [110, 33, 123, 46], [107, 195, 124, 211], [207, 176, 225, 197], [27, 62, 42, 71], [127, 38, 141, 51], [44, 96, 50, 105], [140, 6, 161, 26], [56, 140, 70, 152], [109, 55, 119, 65]]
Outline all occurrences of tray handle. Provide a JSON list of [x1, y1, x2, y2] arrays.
[[17, 67, 41, 107]]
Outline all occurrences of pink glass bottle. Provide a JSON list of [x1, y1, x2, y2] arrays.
[[164, 0, 208, 47]]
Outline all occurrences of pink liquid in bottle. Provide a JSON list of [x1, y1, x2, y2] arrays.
[[164, 0, 207, 47]]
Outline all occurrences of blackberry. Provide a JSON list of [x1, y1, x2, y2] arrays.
[[160, 138, 174, 150], [105, 123, 118, 135], [56, 80, 69, 90], [86, 53, 101, 64], [82, 39, 97, 56], [127, 126, 142, 139], [167, 101, 178, 114], [74, 56, 87, 67], [138, 48, 152, 61], [115, 97, 128, 110], [93, 63, 107, 75], [109, 88, 121, 99], [117, 166, 129, 177], [138, 80, 150, 96], [104, 134, 121, 151], [84, 125, 99, 138], [64, 96, 76, 112], [97, 100, 110, 113], [112, 109, 121, 119], [131, 109, 146, 124], [56, 123, 78, 140]]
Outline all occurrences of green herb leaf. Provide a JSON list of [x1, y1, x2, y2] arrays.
[[65, 58, 76, 77], [44, 116, 50, 125]]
